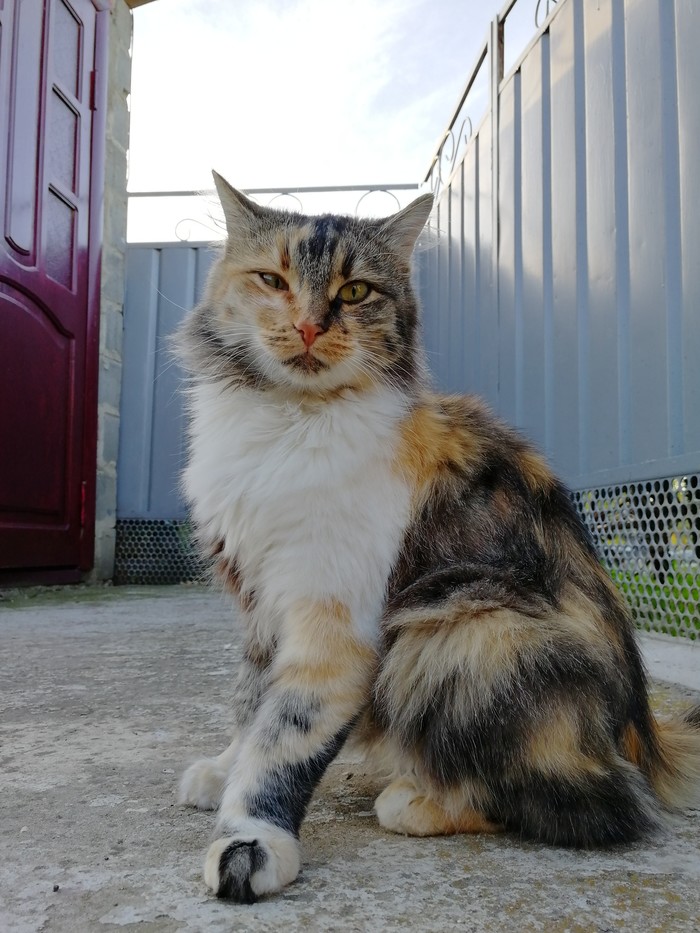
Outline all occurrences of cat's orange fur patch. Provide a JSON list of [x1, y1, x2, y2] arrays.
[[412, 797, 502, 836], [214, 552, 241, 591], [620, 721, 646, 770], [378, 594, 623, 748], [315, 330, 356, 368], [213, 553, 257, 612], [526, 706, 607, 779], [378, 607, 545, 730], [518, 447, 555, 492], [275, 599, 376, 700], [560, 578, 627, 660], [379, 778, 502, 836], [276, 234, 291, 272], [557, 587, 621, 652], [394, 396, 483, 502]]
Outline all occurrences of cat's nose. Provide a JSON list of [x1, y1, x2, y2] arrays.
[[294, 319, 324, 348]]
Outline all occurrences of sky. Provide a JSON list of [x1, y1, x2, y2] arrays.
[[127, 0, 542, 240]]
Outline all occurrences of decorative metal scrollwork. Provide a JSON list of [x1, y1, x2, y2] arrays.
[[355, 188, 402, 215], [535, 0, 558, 28], [170, 187, 417, 240], [266, 192, 304, 211], [427, 116, 474, 199], [175, 216, 225, 242]]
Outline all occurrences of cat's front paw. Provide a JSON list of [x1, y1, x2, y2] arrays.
[[203, 821, 300, 902], [179, 757, 229, 810]]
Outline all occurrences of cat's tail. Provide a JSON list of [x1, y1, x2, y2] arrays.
[[643, 707, 700, 809]]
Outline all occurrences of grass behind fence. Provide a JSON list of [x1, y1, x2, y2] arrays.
[[609, 565, 700, 640]]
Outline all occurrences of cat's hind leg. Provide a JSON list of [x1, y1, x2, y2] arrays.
[[375, 776, 502, 837], [374, 586, 661, 847]]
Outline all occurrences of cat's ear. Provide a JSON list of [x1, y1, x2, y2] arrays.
[[212, 170, 265, 242], [379, 193, 434, 259]]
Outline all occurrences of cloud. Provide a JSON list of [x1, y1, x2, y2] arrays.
[[128, 0, 500, 194]]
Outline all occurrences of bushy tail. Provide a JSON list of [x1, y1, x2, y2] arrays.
[[649, 707, 700, 809]]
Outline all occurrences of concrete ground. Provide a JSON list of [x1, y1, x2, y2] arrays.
[[1, 585, 699, 933]]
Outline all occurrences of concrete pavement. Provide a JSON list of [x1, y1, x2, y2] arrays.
[[1, 584, 699, 932]]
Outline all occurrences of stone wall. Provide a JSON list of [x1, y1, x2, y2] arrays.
[[92, 0, 133, 580]]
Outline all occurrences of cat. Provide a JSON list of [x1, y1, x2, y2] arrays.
[[177, 171, 700, 903]]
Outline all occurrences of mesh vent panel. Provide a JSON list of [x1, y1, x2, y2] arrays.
[[114, 519, 204, 585], [114, 475, 700, 640], [573, 474, 700, 640]]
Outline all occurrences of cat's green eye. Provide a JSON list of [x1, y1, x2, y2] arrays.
[[338, 281, 370, 304], [259, 272, 289, 291]]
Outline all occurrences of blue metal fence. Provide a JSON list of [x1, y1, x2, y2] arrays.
[[421, 0, 700, 492], [118, 243, 217, 521], [418, 0, 700, 637], [117, 0, 699, 637]]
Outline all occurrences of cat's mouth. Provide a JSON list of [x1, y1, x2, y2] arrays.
[[284, 352, 329, 374]]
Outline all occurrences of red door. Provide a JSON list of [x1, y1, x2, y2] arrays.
[[0, 0, 109, 582]]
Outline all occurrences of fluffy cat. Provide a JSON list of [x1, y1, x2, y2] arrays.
[[178, 171, 700, 903]]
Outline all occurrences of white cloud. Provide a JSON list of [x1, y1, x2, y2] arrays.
[[128, 0, 503, 193]]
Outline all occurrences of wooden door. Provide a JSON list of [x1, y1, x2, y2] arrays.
[[0, 0, 109, 582]]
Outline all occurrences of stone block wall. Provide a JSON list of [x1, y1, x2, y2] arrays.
[[92, 0, 133, 580]]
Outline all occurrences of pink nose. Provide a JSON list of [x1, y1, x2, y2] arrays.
[[295, 320, 324, 348]]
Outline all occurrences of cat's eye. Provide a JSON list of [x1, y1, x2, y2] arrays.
[[259, 272, 289, 291], [338, 281, 370, 304]]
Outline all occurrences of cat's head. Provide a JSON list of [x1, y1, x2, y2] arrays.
[[180, 171, 433, 396]]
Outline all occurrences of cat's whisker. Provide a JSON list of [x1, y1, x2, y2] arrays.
[[156, 289, 193, 314]]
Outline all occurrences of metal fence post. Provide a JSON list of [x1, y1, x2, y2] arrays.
[[490, 14, 504, 403]]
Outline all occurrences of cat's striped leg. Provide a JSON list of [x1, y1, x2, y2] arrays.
[[203, 599, 375, 901], [180, 638, 272, 811]]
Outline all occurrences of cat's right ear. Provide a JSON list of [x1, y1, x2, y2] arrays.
[[378, 193, 434, 259], [212, 170, 265, 245]]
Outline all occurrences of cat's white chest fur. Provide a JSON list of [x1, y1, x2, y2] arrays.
[[184, 384, 413, 642]]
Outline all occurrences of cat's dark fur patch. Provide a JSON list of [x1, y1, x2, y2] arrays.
[[245, 722, 354, 837], [217, 840, 267, 903]]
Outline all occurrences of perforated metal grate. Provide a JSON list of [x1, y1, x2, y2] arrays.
[[573, 474, 700, 640], [113, 479, 699, 638], [114, 519, 205, 585]]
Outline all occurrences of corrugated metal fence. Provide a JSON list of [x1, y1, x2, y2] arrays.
[[422, 0, 700, 491], [116, 243, 216, 583], [419, 0, 699, 637], [117, 0, 699, 637]]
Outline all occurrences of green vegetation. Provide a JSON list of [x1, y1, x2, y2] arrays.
[[609, 566, 700, 640]]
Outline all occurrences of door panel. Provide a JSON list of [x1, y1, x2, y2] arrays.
[[0, 0, 106, 579], [0, 287, 73, 521]]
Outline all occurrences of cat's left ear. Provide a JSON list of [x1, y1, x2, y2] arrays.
[[379, 193, 434, 259]]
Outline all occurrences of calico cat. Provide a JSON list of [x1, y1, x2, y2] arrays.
[[178, 171, 700, 903]]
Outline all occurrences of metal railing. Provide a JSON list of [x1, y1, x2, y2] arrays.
[[126, 183, 420, 244], [126, 1, 561, 243], [422, 0, 560, 199]]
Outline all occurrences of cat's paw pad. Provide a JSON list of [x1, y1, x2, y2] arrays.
[[179, 757, 228, 810], [203, 825, 300, 902]]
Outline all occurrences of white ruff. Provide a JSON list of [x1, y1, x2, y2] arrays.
[[184, 384, 412, 643]]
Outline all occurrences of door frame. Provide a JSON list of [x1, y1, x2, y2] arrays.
[[79, 2, 111, 577]]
